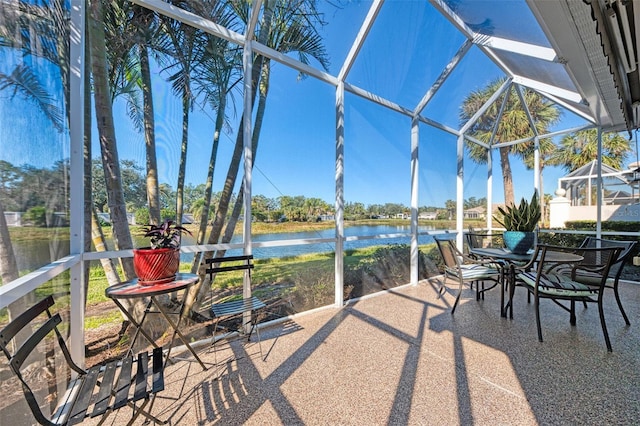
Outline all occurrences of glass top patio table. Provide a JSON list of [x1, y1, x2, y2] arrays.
[[470, 247, 583, 264], [469, 247, 584, 318], [469, 247, 533, 263]]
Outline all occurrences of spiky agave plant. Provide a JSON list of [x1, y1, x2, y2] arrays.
[[493, 192, 541, 232]]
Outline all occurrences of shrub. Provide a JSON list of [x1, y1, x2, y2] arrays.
[[24, 206, 47, 227]]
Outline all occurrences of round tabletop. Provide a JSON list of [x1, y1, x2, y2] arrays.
[[470, 247, 532, 262], [105, 273, 199, 299], [470, 247, 584, 264]]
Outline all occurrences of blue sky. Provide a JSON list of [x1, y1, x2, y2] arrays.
[[0, 0, 607, 210]]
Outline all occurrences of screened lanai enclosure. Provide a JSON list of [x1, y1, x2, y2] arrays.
[[2, 0, 640, 424]]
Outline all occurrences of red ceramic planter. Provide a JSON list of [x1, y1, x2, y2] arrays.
[[133, 247, 180, 285]]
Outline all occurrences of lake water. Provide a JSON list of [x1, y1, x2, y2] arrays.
[[12, 224, 440, 272]]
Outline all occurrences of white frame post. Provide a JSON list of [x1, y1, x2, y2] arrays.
[[335, 82, 345, 307], [410, 117, 419, 285], [456, 134, 464, 248], [69, 0, 86, 367]]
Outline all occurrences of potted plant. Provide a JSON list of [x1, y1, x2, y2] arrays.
[[133, 219, 192, 285], [493, 192, 541, 254]]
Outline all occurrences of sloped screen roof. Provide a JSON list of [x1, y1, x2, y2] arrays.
[[439, 0, 594, 123]]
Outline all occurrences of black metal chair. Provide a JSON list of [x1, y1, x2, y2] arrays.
[[206, 255, 266, 365], [0, 296, 165, 426], [575, 237, 637, 325], [517, 244, 622, 351], [465, 231, 504, 254], [434, 235, 503, 314]]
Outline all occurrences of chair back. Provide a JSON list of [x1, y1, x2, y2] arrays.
[[465, 232, 504, 251], [0, 296, 82, 426], [579, 237, 637, 279], [534, 244, 622, 287], [205, 254, 254, 280], [434, 236, 460, 269]]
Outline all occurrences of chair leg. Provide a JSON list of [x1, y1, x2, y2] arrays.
[[598, 297, 613, 352], [451, 277, 463, 315], [569, 300, 576, 326], [534, 295, 543, 342], [249, 315, 264, 360], [614, 285, 631, 325], [125, 399, 150, 426]]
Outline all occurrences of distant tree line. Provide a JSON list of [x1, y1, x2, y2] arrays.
[[0, 160, 69, 226], [1, 158, 468, 225]]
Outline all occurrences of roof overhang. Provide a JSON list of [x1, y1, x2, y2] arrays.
[[528, 0, 636, 132]]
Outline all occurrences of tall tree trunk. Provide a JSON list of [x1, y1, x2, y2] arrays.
[[88, 0, 135, 280], [190, 95, 225, 273], [499, 146, 515, 207], [175, 82, 190, 230], [54, 0, 71, 127], [185, 4, 272, 312], [192, 60, 270, 305], [0, 200, 18, 285], [91, 207, 122, 285], [0, 199, 32, 348], [84, 19, 93, 301], [139, 44, 161, 225]]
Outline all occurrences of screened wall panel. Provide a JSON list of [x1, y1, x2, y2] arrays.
[[251, 66, 335, 234], [0, 1, 71, 280], [420, 126, 457, 214], [348, 0, 465, 109]]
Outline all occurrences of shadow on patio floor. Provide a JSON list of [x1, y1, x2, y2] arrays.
[[88, 279, 640, 425]]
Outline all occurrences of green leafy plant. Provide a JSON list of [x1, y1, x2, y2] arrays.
[[140, 219, 192, 249], [493, 192, 541, 232]]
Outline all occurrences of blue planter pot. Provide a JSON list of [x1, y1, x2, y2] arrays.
[[503, 231, 535, 254]]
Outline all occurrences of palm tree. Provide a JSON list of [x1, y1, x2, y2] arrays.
[[184, 0, 330, 311], [186, 2, 244, 274], [549, 129, 631, 172], [461, 78, 560, 207], [89, 0, 136, 280], [158, 1, 202, 230], [131, 4, 162, 225]]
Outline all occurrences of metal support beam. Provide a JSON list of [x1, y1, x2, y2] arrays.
[[69, 0, 86, 368], [410, 117, 419, 285], [335, 82, 345, 307], [456, 135, 464, 248]]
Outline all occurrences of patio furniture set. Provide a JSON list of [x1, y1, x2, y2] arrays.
[[434, 233, 636, 353], [2, 238, 637, 425], [0, 255, 266, 425]]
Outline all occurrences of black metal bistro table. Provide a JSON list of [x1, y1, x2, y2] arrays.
[[106, 273, 207, 370]]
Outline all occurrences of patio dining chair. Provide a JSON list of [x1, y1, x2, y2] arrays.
[[516, 244, 622, 351], [465, 231, 504, 254], [575, 237, 637, 325], [434, 235, 504, 314], [0, 296, 166, 425]]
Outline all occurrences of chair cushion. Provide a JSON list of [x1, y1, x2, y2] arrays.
[[572, 272, 614, 287], [447, 264, 500, 280], [518, 271, 596, 297]]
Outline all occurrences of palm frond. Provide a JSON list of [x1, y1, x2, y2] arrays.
[[0, 64, 64, 132]]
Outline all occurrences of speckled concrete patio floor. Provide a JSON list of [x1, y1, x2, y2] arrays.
[[93, 278, 640, 425]]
